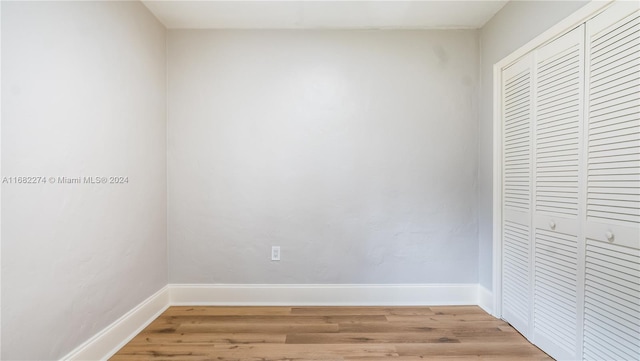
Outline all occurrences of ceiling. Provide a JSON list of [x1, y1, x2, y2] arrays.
[[142, 0, 509, 29]]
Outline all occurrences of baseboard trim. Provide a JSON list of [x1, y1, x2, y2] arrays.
[[477, 285, 494, 316], [169, 283, 479, 306], [60, 283, 490, 360], [61, 286, 170, 361]]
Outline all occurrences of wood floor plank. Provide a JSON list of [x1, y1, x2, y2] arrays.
[[454, 333, 530, 344], [127, 332, 287, 345], [344, 356, 552, 361], [164, 306, 292, 316], [156, 315, 387, 326], [428, 306, 489, 315], [286, 332, 460, 344], [395, 342, 550, 357], [111, 306, 552, 360], [163, 315, 335, 324], [338, 321, 507, 333], [140, 322, 179, 334], [385, 313, 500, 322], [326, 315, 389, 323], [290, 307, 436, 316], [177, 323, 340, 334], [115, 344, 398, 359], [384, 318, 509, 328]]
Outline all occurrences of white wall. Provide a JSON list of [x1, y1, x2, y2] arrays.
[[168, 30, 479, 284], [1, 1, 167, 359], [477, 0, 590, 290]]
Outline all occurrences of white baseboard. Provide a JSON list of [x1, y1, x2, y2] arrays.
[[169, 283, 479, 306], [59, 283, 491, 360], [61, 286, 170, 361], [477, 284, 494, 316]]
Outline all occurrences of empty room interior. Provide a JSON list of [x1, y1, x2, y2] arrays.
[[1, 0, 639, 360]]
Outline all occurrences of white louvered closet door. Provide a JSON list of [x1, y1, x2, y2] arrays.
[[532, 25, 584, 361], [583, 2, 640, 360], [501, 54, 534, 338]]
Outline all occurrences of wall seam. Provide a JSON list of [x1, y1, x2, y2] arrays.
[[165, 26, 170, 286]]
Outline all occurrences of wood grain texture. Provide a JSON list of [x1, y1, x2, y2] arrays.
[[111, 306, 552, 361]]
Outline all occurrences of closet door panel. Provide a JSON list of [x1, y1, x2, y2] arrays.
[[499, 2, 640, 361], [533, 229, 578, 326], [532, 25, 584, 361], [583, 2, 640, 360], [502, 220, 531, 333], [586, 4, 640, 233], [583, 240, 640, 361], [534, 26, 584, 221], [532, 228, 579, 359], [504, 58, 534, 215], [501, 55, 534, 336]]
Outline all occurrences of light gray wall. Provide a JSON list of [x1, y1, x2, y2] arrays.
[[168, 30, 480, 284], [1, 1, 167, 359], [478, 0, 590, 290]]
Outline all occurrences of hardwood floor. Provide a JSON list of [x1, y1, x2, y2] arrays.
[[111, 306, 552, 360]]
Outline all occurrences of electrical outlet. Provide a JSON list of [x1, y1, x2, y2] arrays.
[[271, 246, 280, 261]]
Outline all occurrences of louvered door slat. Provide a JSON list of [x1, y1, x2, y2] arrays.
[[593, 42, 639, 69], [538, 86, 580, 105], [588, 192, 640, 202], [505, 125, 529, 136], [590, 113, 638, 130], [584, 328, 639, 360], [583, 340, 614, 361], [586, 300, 639, 340], [584, 286, 640, 327], [585, 269, 638, 296], [538, 121, 579, 135], [506, 112, 530, 122], [537, 126, 574, 139], [592, 13, 638, 48], [591, 131, 639, 145], [591, 85, 639, 107], [590, 160, 640, 170], [588, 200, 639, 213], [538, 110, 580, 125], [593, 42, 639, 70], [591, 77, 639, 99], [590, 144, 639, 156], [592, 22, 638, 49], [589, 100, 639, 119], [591, 93, 640, 114], [505, 95, 529, 109], [589, 169, 640, 180]]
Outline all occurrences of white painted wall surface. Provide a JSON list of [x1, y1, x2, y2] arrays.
[[168, 30, 479, 284], [477, 0, 590, 290], [1, 1, 167, 359]]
